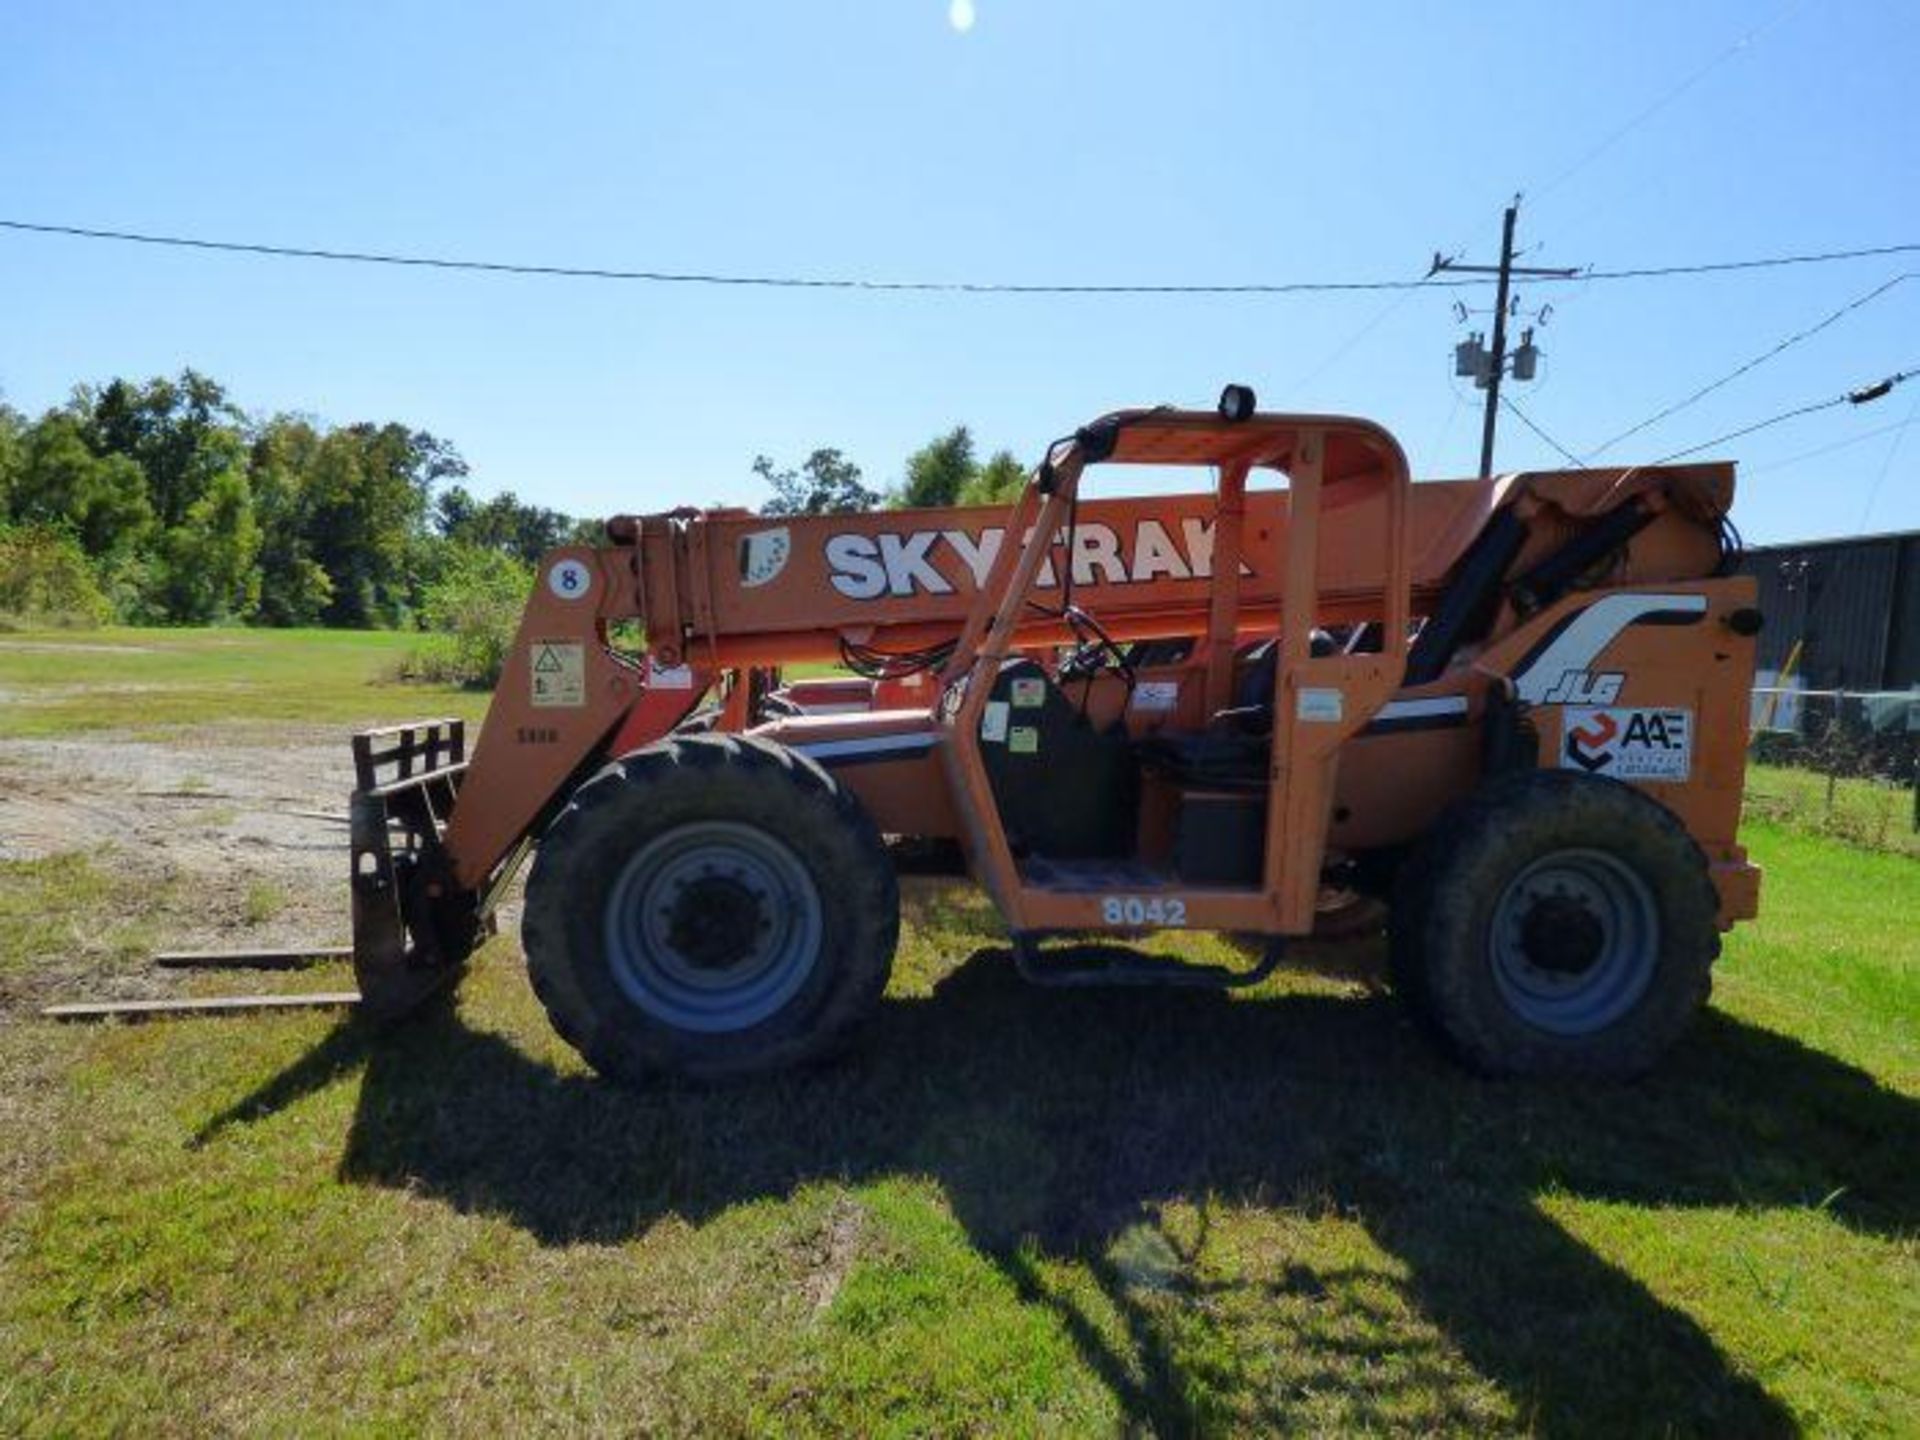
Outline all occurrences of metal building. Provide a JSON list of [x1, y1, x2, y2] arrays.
[[1739, 529, 1920, 691]]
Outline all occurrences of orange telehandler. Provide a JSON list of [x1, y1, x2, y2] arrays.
[[338, 388, 1761, 1082]]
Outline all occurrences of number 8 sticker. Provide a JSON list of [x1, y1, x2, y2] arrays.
[[548, 559, 591, 600]]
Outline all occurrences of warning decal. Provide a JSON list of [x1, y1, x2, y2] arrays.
[[1130, 680, 1179, 712], [1296, 687, 1344, 723], [1561, 706, 1692, 782], [531, 641, 586, 708]]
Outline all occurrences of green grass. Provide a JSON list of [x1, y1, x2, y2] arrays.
[[0, 628, 1915, 1434], [1744, 762, 1920, 860], [241, 881, 287, 927], [1, 830, 1913, 1435], [0, 627, 488, 738], [0, 853, 169, 995]]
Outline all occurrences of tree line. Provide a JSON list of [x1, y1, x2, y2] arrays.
[[0, 369, 589, 628], [754, 426, 1027, 516], [0, 369, 1031, 630]]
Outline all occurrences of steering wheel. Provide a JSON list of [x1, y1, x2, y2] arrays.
[[1056, 604, 1137, 691]]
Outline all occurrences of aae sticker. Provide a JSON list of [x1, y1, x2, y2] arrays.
[[1562, 707, 1692, 781]]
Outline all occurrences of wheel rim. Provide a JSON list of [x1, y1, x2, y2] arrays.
[[1487, 848, 1658, 1037], [603, 820, 823, 1033]]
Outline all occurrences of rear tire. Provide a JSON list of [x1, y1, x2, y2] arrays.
[[1389, 770, 1719, 1077], [523, 734, 898, 1083]]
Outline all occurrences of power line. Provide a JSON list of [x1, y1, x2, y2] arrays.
[[1433, 199, 1575, 476], [1278, 241, 1476, 401], [1528, 0, 1807, 205], [4, 215, 1920, 297], [1534, 0, 1809, 246], [1742, 418, 1915, 476], [1426, 389, 1468, 471], [1500, 396, 1586, 468], [1580, 242, 1920, 282], [1658, 396, 1848, 462], [1279, 284, 1428, 398], [1858, 391, 1920, 527], [1405, 6, 1798, 474], [1653, 365, 1920, 464], [1506, 4, 1807, 313], [0, 217, 1481, 295], [1586, 272, 1915, 459]]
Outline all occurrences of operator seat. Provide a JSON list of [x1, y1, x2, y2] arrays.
[[1134, 631, 1336, 791]]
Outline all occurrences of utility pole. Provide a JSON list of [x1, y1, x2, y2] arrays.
[[1431, 197, 1580, 477]]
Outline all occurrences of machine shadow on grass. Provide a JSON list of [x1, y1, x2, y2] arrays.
[[203, 944, 1917, 1436]]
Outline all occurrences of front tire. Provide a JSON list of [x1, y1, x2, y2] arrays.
[[523, 734, 898, 1083], [1389, 770, 1720, 1077]]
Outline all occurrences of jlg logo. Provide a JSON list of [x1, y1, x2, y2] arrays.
[[1541, 669, 1625, 704], [824, 519, 1244, 600], [1562, 706, 1692, 782]]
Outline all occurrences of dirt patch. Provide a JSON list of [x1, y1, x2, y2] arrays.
[[0, 730, 361, 1010], [0, 641, 161, 656], [0, 729, 351, 868], [801, 1196, 869, 1315]]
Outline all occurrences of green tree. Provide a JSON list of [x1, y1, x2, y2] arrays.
[[1, 371, 485, 629], [0, 402, 25, 510], [7, 414, 154, 558], [39, 370, 263, 622], [435, 484, 576, 564], [247, 417, 334, 627], [411, 543, 533, 686], [754, 449, 879, 516], [300, 424, 459, 626], [158, 467, 262, 622], [75, 370, 245, 527], [893, 426, 977, 509], [0, 522, 111, 625], [957, 448, 1027, 506]]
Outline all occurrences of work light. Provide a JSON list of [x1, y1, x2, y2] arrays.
[[1217, 383, 1257, 423]]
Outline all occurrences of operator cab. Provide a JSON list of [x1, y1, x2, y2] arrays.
[[975, 627, 1345, 891], [946, 394, 1418, 950]]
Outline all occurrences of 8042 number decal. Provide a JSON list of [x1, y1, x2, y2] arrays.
[[1099, 895, 1189, 927]]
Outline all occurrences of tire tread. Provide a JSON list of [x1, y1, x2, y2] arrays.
[[523, 734, 898, 1083], [1389, 770, 1720, 1078]]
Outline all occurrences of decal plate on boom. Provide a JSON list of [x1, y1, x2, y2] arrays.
[[531, 641, 586, 708]]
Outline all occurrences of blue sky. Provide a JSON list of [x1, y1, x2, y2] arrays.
[[2, 1, 1916, 542]]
